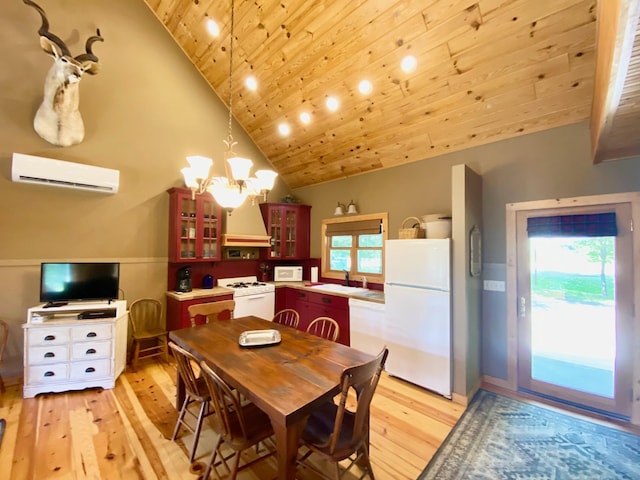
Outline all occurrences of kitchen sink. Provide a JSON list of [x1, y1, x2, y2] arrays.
[[308, 284, 370, 295]]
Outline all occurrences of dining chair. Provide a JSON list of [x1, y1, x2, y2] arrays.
[[0, 319, 8, 399], [199, 360, 275, 480], [187, 300, 236, 327], [306, 316, 340, 342], [297, 346, 389, 479], [168, 342, 215, 463], [272, 308, 300, 329], [128, 298, 169, 370]]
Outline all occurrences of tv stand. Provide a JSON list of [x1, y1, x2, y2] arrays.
[[43, 301, 68, 308], [23, 300, 127, 398]]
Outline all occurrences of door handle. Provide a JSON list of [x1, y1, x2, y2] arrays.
[[520, 296, 526, 319]]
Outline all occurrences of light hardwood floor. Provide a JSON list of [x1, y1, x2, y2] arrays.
[[0, 359, 465, 479]]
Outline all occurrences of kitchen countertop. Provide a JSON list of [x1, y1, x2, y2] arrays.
[[165, 286, 234, 301], [165, 283, 385, 303], [273, 281, 385, 304]]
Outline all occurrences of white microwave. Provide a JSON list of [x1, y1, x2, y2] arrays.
[[273, 266, 303, 282]]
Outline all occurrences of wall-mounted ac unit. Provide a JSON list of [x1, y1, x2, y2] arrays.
[[11, 153, 120, 194]]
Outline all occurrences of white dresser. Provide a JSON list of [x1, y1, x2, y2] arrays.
[[22, 300, 128, 398]]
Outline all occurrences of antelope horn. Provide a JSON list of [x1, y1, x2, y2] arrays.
[[23, 0, 71, 57], [75, 29, 104, 64]]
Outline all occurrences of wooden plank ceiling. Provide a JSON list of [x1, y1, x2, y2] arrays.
[[142, 0, 634, 189]]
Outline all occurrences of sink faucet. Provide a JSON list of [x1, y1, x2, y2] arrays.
[[344, 270, 350, 286]]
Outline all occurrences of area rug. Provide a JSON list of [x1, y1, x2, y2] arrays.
[[419, 389, 640, 479]]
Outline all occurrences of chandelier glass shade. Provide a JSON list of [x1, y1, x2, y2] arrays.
[[180, 0, 277, 211]]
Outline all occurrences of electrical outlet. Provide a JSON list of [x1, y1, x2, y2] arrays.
[[484, 280, 505, 292]]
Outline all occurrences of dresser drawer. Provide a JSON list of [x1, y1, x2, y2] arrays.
[[71, 324, 112, 342], [27, 327, 71, 347], [70, 360, 111, 380], [71, 341, 111, 360], [29, 345, 70, 365], [27, 363, 70, 384]]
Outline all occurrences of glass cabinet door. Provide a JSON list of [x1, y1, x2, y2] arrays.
[[201, 197, 219, 260], [270, 208, 282, 257], [179, 196, 197, 260], [284, 209, 297, 257]]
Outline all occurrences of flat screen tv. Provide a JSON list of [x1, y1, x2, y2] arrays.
[[40, 262, 120, 307]]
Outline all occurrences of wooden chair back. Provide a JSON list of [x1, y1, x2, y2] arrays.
[[272, 309, 300, 329], [128, 298, 168, 369], [306, 316, 340, 342], [332, 347, 389, 454], [188, 300, 236, 327], [129, 298, 163, 336], [168, 342, 207, 402], [299, 347, 389, 477]]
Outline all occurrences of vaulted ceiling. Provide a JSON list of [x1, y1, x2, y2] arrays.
[[143, 0, 640, 189]]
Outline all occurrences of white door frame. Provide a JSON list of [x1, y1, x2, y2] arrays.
[[505, 191, 640, 425]]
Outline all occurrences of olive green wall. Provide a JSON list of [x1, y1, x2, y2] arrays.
[[0, 0, 288, 380]]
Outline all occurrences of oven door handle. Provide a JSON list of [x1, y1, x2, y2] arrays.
[[243, 294, 268, 300]]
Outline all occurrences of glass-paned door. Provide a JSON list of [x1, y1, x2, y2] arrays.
[[516, 204, 633, 419]]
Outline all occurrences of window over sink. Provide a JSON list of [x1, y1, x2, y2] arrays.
[[321, 213, 388, 285]]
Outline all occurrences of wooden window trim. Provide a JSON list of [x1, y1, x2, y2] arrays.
[[321, 213, 388, 283]]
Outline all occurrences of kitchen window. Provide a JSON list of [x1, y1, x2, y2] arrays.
[[321, 213, 388, 284]]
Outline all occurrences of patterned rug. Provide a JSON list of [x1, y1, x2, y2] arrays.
[[419, 389, 640, 479]]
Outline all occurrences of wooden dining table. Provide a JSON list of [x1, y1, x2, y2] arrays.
[[168, 315, 375, 480]]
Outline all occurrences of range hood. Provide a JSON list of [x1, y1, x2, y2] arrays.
[[222, 205, 271, 247]]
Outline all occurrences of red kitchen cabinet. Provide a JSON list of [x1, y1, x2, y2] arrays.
[[166, 293, 234, 331], [284, 287, 349, 346], [168, 187, 223, 262], [259, 203, 311, 259]]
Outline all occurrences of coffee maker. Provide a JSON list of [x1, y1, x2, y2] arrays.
[[176, 266, 192, 292]]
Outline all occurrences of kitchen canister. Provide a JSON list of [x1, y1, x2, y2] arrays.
[[421, 214, 452, 238]]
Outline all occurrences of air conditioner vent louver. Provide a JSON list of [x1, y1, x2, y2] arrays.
[[11, 153, 119, 194]]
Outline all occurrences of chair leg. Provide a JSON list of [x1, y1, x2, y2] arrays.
[[333, 462, 341, 480], [172, 395, 191, 441], [229, 451, 241, 480], [163, 335, 169, 364], [131, 340, 140, 371], [356, 445, 374, 480], [189, 400, 208, 463], [203, 436, 224, 480]]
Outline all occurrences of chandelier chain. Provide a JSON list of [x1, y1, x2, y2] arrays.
[[227, 0, 235, 142]]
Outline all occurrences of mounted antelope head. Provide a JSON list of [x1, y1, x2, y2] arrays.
[[23, 0, 104, 147]]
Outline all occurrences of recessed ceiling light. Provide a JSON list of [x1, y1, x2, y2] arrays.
[[326, 96, 339, 112], [278, 122, 291, 136], [245, 76, 258, 91], [358, 79, 373, 95], [206, 18, 220, 37], [401, 55, 417, 73], [300, 112, 311, 124]]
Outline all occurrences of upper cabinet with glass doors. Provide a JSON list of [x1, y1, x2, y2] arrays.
[[168, 187, 223, 262], [259, 203, 311, 259]]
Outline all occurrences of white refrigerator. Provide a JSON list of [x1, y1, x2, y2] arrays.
[[384, 239, 452, 398]]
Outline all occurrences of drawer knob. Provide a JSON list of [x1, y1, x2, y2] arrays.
[[86, 348, 97, 355], [44, 371, 55, 377], [44, 352, 55, 358], [85, 367, 96, 373], [86, 332, 97, 338], [44, 335, 56, 341]]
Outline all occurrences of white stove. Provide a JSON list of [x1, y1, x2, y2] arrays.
[[218, 276, 275, 297], [218, 276, 275, 320]]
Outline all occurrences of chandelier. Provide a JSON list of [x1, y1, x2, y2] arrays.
[[181, 0, 277, 211]]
